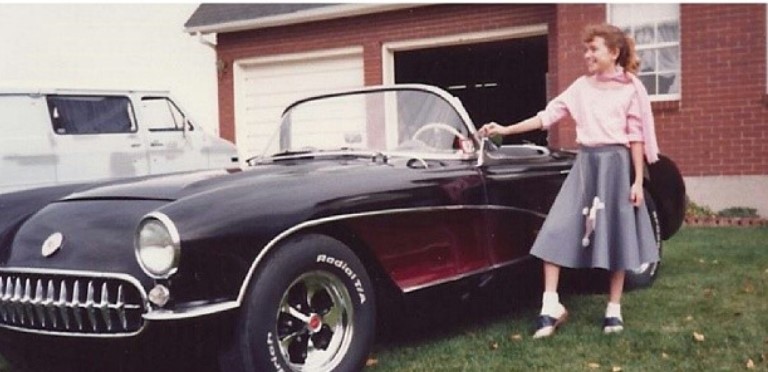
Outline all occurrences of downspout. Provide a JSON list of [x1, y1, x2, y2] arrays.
[[195, 31, 217, 49]]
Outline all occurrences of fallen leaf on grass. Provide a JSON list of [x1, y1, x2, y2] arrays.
[[742, 280, 755, 294], [489, 341, 499, 350], [366, 357, 378, 367], [693, 331, 705, 342], [698, 258, 706, 264], [612, 366, 623, 372], [703, 288, 714, 298], [587, 362, 600, 369], [685, 315, 694, 322], [509, 333, 523, 341], [662, 352, 669, 359], [746, 358, 755, 369]]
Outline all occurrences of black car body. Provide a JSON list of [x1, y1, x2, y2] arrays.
[[0, 85, 685, 371]]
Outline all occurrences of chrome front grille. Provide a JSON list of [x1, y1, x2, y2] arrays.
[[0, 270, 147, 336]]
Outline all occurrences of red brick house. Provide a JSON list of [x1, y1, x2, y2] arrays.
[[185, 3, 768, 216]]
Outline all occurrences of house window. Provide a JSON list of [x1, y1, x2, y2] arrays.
[[610, 4, 681, 100]]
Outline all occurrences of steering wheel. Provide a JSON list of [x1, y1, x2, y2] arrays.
[[411, 122, 469, 150]]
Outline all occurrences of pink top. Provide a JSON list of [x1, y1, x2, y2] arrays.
[[536, 72, 660, 163]]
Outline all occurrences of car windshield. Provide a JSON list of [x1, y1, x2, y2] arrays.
[[257, 87, 476, 160]]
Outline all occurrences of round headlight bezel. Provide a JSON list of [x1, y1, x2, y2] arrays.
[[135, 212, 181, 279]]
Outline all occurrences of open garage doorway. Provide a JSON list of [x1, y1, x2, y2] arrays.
[[394, 35, 548, 145]]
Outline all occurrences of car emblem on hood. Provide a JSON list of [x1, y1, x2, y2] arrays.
[[42, 232, 64, 257]]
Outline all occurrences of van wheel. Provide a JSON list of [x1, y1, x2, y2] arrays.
[[220, 234, 376, 372]]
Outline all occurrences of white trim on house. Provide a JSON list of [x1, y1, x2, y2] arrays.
[[233, 46, 364, 67], [185, 4, 422, 35], [380, 24, 549, 86]]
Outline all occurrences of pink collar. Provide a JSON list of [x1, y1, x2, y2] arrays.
[[592, 67, 660, 163], [595, 67, 631, 83]]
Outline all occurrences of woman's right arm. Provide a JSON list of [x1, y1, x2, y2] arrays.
[[478, 115, 543, 137], [480, 77, 580, 138]]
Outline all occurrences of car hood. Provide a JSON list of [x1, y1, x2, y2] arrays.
[[59, 158, 412, 203], [60, 168, 244, 202]]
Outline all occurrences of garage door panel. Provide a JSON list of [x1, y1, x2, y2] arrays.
[[235, 50, 363, 158]]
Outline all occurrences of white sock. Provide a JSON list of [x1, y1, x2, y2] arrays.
[[540, 291, 564, 317], [606, 302, 622, 320]]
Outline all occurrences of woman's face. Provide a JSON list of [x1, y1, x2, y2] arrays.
[[584, 36, 619, 74]]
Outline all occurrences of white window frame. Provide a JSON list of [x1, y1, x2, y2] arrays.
[[609, 4, 681, 102]]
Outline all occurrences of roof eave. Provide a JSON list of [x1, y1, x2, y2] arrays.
[[185, 3, 423, 35]]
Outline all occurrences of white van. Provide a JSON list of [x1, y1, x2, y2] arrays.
[[0, 88, 238, 193]]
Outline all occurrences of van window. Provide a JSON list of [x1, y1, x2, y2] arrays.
[[46, 95, 137, 135], [142, 97, 192, 132]]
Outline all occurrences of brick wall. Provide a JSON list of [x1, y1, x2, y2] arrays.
[[667, 4, 767, 176]]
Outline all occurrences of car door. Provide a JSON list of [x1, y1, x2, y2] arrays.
[[47, 94, 149, 183], [479, 149, 572, 266], [140, 96, 204, 174], [344, 161, 491, 293]]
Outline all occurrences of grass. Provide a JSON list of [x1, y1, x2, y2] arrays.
[[1, 227, 765, 371], [368, 227, 768, 371]]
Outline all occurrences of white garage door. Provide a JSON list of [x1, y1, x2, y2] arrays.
[[234, 47, 364, 159]]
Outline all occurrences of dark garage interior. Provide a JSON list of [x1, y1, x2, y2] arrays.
[[395, 35, 549, 145]]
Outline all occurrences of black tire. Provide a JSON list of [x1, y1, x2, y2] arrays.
[[220, 234, 376, 372], [624, 191, 662, 289]]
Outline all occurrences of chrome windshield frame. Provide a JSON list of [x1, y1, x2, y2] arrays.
[[263, 84, 481, 162]]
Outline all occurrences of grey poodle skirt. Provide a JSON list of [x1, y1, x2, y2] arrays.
[[530, 145, 659, 271]]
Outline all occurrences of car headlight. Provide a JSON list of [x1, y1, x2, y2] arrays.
[[135, 212, 180, 279]]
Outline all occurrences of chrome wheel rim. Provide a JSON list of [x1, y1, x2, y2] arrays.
[[276, 270, 354, 371]]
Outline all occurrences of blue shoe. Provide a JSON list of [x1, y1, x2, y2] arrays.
[[603, 317, 624, 334], [533, 310, 568, 339]]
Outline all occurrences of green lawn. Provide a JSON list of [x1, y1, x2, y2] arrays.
[[1, 227, 765, 371], [368, 227, 768, 371]]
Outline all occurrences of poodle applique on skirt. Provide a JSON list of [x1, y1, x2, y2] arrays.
[[530, 145, 659, 271]]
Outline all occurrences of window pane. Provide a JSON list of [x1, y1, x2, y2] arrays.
[[639, 75, 658, 95], [658, 22, 679, 43], [659, 73, 680, 94], [638, 50, 657, 72], [635, 25, 656, 46], [658, 46, 680, 71]]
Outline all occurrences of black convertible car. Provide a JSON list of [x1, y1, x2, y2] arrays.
[[0, 85, 685, 371]]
